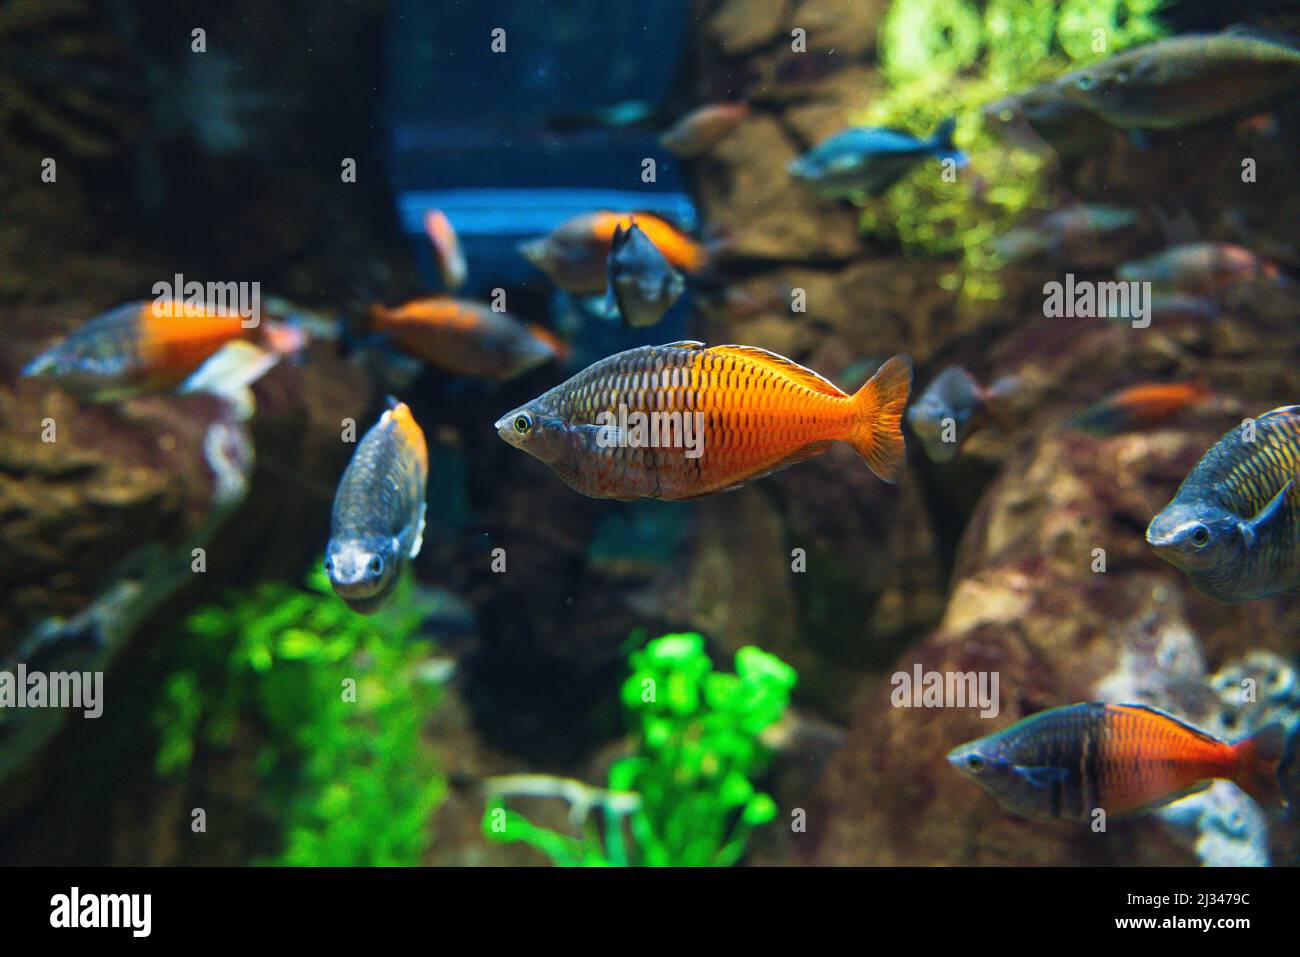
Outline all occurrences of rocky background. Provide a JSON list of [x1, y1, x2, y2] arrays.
[[2, 0, 1299, 866]]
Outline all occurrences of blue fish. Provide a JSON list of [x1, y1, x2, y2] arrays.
[[1147, 406, 1300, 602], [788, 119, 967, 200], [325, 398, 429, 614]]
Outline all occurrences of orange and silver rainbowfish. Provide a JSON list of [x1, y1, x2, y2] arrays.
[[367, 296, 562, 381], [1073, 381, 1212, 435], [424, 209, 468, 291], [494, 340, 912, 500], [948, 702, 1290, 821], [21, 299, 301, 403], [659, 102, 751, 157], [519, 212, 708, 295], [326, 398, 428, 614]]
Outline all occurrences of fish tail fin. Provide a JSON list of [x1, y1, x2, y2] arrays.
[[930, 117, 967, 166], [261, 319, 308, 358], [527, 324, 569, 363], [847, 354, 912, 483], [1231, 722, 1287, 808], [931, 117, 958, 150]]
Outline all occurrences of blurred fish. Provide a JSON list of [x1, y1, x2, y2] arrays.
[[993, 204, 1139, 266], [948, 702, 1288, 821], [1103, 291, 1217, 325], [326, 399, 428, 614], [519, 212, 708, 295], [1073, 381, 1213, 435], [1147, 405, 1300, 602], [1058, 29, 1300, 130], [906, 367, 1018, 464], [788, 119, 967, 200], [1236, 112, 1280, 137], [367, 297, 562, 381], [604, 223, 685, 329], [1117, 242, 1282, 294], [424, 209, 468, 291], [21, 299, 302, 410], [659, 102, 750, 157], [983, 86, 1112, 160], [494, 342, 912, 500]]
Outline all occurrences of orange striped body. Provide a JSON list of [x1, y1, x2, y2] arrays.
[[948, 702, 1283, 821], [1093, 704, 1239, 815], [495, 341, 911, 501], [520, 212, 707, 294], [369, 297, 557, 380], [137, 300, 253, 388]]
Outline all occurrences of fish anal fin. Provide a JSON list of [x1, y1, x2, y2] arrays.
[[707, 344, 847, 397]]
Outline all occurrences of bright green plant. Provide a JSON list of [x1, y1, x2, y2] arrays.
[[857, 0, 1169, 301], [154, 562, 445, 866], [482, 632, 797, 866]]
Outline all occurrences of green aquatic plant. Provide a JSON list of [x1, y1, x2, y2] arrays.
[[857, 0, 1169, 302], [482, 632, 797, 866], [154, 562, 445, 866]]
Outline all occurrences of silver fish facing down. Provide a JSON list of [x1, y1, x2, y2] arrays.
[[326, 398, 429, 613]]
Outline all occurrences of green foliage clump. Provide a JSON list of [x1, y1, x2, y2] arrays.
[[482, 632, 797, 866], [859, 0, 1168, 301], [155, 563, 445, 866]]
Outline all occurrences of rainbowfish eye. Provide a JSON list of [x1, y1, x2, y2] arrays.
[[324, 557, 334, 574], [997, 108, 1013, 123], [1075, 74, 1095, 91], [965, 755, 985, 772], [513, 414, 533, 435], [1190, 525, 1211, 548], [368, 556, 383, 576]]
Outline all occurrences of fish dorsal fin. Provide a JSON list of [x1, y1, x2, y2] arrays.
[[1108, 703, 1224, 746], [663, 340, 705, 349], [1258, 404, 1300, 420], [707, 344, 847, 397]]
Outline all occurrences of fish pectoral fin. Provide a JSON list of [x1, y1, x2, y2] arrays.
[[1012, 765, 1069, 790], [409, 502, 427, 559], [1239, 478, 1296, 548]]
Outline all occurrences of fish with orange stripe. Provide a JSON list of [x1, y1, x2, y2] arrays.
[[326, 398, 428, 614], [494, 340, 912, 500], [366, 296, 563, 381], [519, 212, 709, 295], [1072, 380, 1213, 435], [21, 299, 304, 411], [948, 702, 1295, 821]]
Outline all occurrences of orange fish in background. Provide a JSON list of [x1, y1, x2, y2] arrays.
[[21, 299, 303, 404], [424, 209, 468, 291], [495, 341, 912, 500], [367, 296, 563, 381], [1073, 381, 1213, 434], [949, 702, 1293, 821], [659, 102, 751, 157], [519, 211, 708, 295]]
